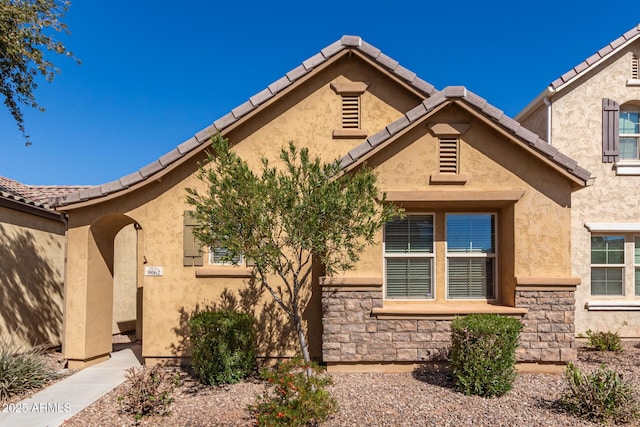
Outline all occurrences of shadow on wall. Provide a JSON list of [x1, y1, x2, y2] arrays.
[[0, 224, 64, 347], [171, 278, 297, 362]]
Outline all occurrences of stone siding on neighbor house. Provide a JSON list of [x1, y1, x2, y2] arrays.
[[322, 287, 576, 364]]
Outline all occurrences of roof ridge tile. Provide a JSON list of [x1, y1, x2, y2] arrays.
[[386, 115, 411, 136], [53, 35, 440, 207], [406, 103, 428, 123], [358, 40, 381, 59], [302, 52, 326, 70], [368, 128, 391, 148], [548, 23, 640, 91], [320, 40, 344, 58], [341, 35, 361, 47], [338, 86, 592, 185]]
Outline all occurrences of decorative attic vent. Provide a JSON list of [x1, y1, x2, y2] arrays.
[[633, 55, 639, 80], [331, 81, 368, 138], [439, 137, 459, 174], [342, 95, 360, 129]]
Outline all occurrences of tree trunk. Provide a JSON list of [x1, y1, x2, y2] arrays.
[[291, 306, 313, 377]]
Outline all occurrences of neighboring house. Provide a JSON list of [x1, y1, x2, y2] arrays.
[[0, 177, 81, 348], [518, 23, 640, 338], [51, 36, 590, 371]]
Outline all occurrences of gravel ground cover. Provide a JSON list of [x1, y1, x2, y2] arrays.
[[60, 341, 640, 426]]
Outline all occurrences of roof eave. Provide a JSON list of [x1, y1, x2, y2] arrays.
[[514, 86, 555, 122]]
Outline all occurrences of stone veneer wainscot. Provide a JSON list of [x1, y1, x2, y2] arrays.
[[321, 277, 578, 368]]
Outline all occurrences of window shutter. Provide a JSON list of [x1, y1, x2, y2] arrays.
[[602, 98, 620, 163], [183, 211, 203, 266]]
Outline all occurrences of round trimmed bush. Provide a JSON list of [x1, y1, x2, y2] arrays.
[[449, 313, 522, 397], [189, 310, 256, 385]]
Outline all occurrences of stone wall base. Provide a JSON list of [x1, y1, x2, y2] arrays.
[[322, 284, 577, 366]]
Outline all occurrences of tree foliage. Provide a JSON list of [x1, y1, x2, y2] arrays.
[[0, 0, 78, 145], [186, 135, 400, 365]]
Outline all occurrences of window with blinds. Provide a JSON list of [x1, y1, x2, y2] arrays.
[[439, 137, 458, 174], [209, 247, 244, 266], [633, 54, 639, 80], [446, 214, 496, 299], [384, 215, 434, 299], [342, 95, 360, 129], [591, 235, 624, 296]]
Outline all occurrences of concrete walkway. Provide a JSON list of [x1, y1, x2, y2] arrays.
[[0, 345, 142, 427]]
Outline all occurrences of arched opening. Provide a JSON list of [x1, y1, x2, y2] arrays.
[[112, 223, 142, 341], [65, 213, 144, 368]]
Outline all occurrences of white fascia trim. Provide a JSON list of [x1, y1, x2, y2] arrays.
[[515, 86, 554, 122], [586, 300, 640, 311], [585, 222, 640, 232]]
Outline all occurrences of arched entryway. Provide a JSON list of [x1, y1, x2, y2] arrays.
[[63, 213, 144, 369]]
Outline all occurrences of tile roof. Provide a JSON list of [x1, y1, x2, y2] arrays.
[[52, 36, 438, 207], [550, 23, 640, 91], [339, 86, 591, 185], [0, 176, 90, 210]]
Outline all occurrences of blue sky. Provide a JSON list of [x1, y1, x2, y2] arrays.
[[1, 1, 638, 185]]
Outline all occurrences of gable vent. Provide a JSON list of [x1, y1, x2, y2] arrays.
[[342, 95, 360, 129], [633, 54, 639, 80], [439, 137, 458, 174]]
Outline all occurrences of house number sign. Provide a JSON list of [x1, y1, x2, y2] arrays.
[[144, 266, 163, 276]]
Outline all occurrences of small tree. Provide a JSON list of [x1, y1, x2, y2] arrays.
[[186, 135, 399, 367], [0, 0, 79, 145]]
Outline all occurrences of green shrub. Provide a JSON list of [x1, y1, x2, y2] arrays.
[[582, 322, 627, 352], [189, 310, 256, 385], [561, 362, 640, 424], [449, 313, 522, 397], [117, 366, 181, 421], [250, 357, 337, 427], [584, 330, 623, 352], [0, 340, 56, 400]]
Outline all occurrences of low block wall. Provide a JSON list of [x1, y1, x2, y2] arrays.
[[321, 281, 577, 366]]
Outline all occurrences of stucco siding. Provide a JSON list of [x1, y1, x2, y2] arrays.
[[0, 206, 65, 348], [550, 45, 640, 336], [62, 55, 423, 366]]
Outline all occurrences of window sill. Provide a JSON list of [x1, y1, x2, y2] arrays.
[[585, 223, 640, 232], [195, 267, 253, 278], [586, 300, 640, 311], [626, 79, 640, 86], [429, 174, 468, 185], [332, 129, 368, 139], [320, 276, 382, 291], [614, 161, 640, 175], [371, 303, 527, 320]]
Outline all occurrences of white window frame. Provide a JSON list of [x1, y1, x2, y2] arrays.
[[445, 212, 497, 301], [208, 247, 244, 266], [619, 109, 640, 160], [590, 234, 626, 297], [383, 213, 435, 300], [634, 236, 640, 296]]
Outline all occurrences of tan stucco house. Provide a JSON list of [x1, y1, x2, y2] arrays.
[[0, 177, 79, 348], [41, 36, 592, 370], [518, 23, 640, 338]]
